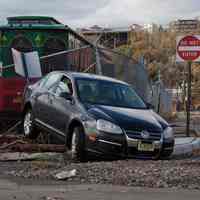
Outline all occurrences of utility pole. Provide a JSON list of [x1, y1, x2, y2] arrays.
[[95, 47, 102, 75], [93, 32, 104, 75], [157, 64, 161, 113]]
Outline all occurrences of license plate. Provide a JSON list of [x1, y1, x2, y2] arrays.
[[138, 141, 154, 152]]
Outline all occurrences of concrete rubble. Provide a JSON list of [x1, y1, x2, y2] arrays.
[[0, 152, 64, 161], [54, 169, 77, 180], [1, 132, 200, 189]]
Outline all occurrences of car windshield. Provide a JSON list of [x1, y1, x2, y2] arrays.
[[76, 78, 147, 109]]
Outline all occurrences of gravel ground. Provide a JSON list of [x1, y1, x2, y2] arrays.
[[1, 157, 200, 189]]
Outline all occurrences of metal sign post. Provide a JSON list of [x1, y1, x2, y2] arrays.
[[176, 35, 200, 137], [186, 61, 192, 137]]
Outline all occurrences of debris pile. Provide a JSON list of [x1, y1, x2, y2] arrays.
[[0, 135, 66, 153]]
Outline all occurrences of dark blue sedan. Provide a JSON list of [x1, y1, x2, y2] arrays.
[[22, 71, 174, 161]]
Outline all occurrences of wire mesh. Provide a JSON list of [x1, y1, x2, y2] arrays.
[[42, 45, 153, 102], [36, 45, 152, 102], [98, 47, 152, 102], [40, 45, 96, 75]]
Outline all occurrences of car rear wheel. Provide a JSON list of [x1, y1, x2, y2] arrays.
[[70, 126, 87, 162], [23, 109, 38, 139]]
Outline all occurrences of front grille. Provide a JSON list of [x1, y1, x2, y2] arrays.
[[125, 130, 161, 141]]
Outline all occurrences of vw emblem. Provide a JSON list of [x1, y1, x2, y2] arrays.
[[141, 130, 150, 139]]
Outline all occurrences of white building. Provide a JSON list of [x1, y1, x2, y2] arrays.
[[143, 23, 159, 33]]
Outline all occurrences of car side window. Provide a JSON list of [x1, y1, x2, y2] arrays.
[[41, 73, 61, 90], [55, 76, 73, 97]]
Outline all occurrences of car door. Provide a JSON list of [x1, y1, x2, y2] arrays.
[[48, 75, 74, 134], [34, 73, 61, 124]]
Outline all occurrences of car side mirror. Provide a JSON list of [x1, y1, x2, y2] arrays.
[[60, 92, 73, 101]]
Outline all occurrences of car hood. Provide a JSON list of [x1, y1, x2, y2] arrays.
[[86, 104, 168, 133]]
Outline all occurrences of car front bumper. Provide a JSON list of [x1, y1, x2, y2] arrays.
[[85, 129, 174, 159]]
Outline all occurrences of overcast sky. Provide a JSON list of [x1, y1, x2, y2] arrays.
[[0, 0, 199, 28]]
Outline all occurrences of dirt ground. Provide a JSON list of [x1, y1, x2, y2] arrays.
[[0, 112, 200, 191], [0, 156, 200, 190]]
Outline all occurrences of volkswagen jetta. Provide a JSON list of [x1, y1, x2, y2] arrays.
[[22, 71, 174, 161]]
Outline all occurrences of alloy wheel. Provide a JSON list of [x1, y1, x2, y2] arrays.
[[23, 111, 32, 136], [71, 131, 78, 158]]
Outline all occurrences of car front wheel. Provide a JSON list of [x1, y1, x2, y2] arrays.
[[23, 109, 38, 139], [70, 126, 87, 162]]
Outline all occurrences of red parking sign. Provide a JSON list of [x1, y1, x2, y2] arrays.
[[176, 35, 200, 62]]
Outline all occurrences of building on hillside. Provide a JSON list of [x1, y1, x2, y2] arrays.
[[78, 25, 132, 49], [169, 19, 200, 32], [79, 23, 161, 48], [130, 24, 144, 32]]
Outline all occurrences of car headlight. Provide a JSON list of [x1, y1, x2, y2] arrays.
[[84, 119, 97, 132], [163, 127, 174, 139], [97, 119, 123, 134]]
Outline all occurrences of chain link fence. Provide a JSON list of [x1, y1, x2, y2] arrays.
[[2, 45, 154, 107], [40, 45, 96, 75], [98, 47, 152, 102], [38, 45, 152, 102]]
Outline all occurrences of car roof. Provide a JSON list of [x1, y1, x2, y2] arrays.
[[51, 71, 128, 85]]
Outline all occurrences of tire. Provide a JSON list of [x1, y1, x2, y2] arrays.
[[70, 126, 87, 162], [23, 109, 38, 139]]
